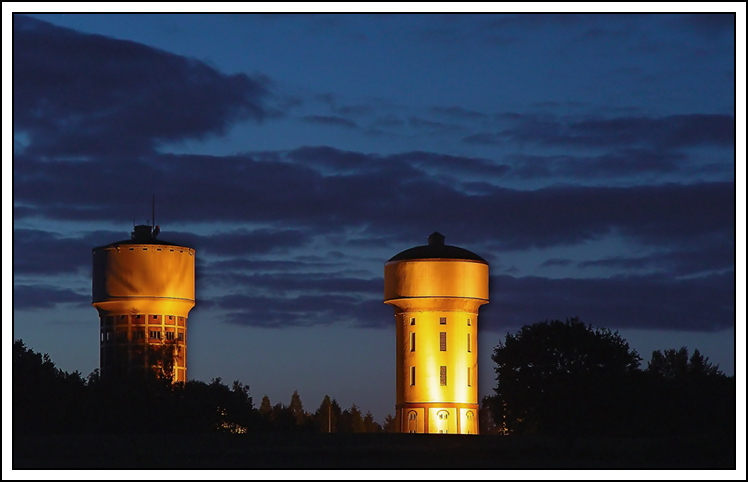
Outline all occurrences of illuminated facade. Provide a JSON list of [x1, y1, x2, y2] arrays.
[[92, 225, 195, 382], [384, 232, 488, 434]]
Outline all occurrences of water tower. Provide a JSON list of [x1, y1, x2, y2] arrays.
[[384, 232, 488, 434], [92, 222, 195, 382]]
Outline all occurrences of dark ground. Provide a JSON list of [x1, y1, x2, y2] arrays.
[[13, 432, 736, 470]]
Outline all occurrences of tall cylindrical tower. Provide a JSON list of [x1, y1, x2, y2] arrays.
[[92, 225, 195, 383], [384, 232, 488, 434]]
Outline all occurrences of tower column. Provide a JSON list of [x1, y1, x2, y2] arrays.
[[384, 233, 488, 434]]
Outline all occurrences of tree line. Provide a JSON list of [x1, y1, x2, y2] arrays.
[[13, 339, 395, 435], [14, 317, 735, 440], [480, 318, 735, 441]]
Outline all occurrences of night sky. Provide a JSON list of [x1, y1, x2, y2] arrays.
[[9, 11, 741, 423]]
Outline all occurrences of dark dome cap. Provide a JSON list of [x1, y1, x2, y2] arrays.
[[387, 232, 487, 263]]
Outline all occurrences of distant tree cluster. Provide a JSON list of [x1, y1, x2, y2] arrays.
[[485, 318, 735, 440], [13, 340, 393, 436], [255, 392, 390, 434]]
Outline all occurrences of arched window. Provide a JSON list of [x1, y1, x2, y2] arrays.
[[465, 410, 474, 434], [407, 411, 418, 433], [437, 410, 449, 433]]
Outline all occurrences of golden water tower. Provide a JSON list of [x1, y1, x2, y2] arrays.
[[384, 232, 488, 434], [92, 224, 195, 382]]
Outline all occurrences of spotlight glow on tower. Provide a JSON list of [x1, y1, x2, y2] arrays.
[[92, 223, 195, 382], [384, 232, 488, 434]]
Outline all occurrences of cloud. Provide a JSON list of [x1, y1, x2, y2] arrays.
[[168, 228, 311, 258], [539, 258, 575, 268], [217, 293, 385, 329], [13, 15, 272, 156], [497, 114, 734, 149], [576, 239, 734, 277], [204, 269, 735, 332], [429, 106, 489, 121], [13, 229, 126, 275], [487, 271, 735, 332], [14, 148, 735, 253], [301, 115, 359, 129], [504, 149, 690, 180], [14, 285, 90, 310], [203, 271, 381, 297]]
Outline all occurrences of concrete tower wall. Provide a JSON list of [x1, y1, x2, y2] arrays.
[[384, 237, 488, 435], [92, 242, 195, 383]]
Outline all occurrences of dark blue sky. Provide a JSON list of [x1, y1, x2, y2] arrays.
[[9, 11, 742, 422]]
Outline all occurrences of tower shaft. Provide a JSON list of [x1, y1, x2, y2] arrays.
[[384, 234, 488, 434]]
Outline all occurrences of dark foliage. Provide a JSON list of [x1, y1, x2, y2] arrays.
[[13, 340, 389, 436], [489, 319, 735, 440]]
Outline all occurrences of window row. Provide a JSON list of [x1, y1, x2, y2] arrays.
[[101, 314, 186, 326], [101, 330, 184, 342], [408, 332, 471, 352], [408, 317, 472, 326], [408, 366, 473, 387], [405, 410, 474, 434]]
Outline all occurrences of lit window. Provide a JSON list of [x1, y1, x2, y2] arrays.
[[440, 332, 446, 351], [407, 411, 417, 433], [410, 366, 416, 386], [440, 317, 446, 325], [437, 410, 449, 433], [410, 317, 415, 326], [440, 366, 447, 386], [467, 333, 471, 352], [410, 332, 416, 352]]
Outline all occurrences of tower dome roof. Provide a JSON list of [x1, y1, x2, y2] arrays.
[[387, 232, 487, 263], [93, 225, 188, 250]]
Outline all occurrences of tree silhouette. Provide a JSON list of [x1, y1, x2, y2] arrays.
[[491, 318, 642, 436], [13, 339, 87, 434], [314, 395, 338, 433], [259, 394, 272, 420], [642, 347, 733, 438], [382, 413, 397, 433], [15, 340, 402, 438], [289, 390, 307, 428], [647, 347, 723, 380], [363, 411, 382, 433], [339, 404, 366, 433]]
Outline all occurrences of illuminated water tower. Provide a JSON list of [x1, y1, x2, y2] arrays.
[[384, 232, 488, 434], [92, 221, 195, 383]]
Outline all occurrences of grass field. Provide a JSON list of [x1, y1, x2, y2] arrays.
[[12, 432, 736, 470]]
